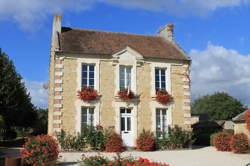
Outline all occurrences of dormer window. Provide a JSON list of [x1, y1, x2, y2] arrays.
[[119, 65, 131, 90]]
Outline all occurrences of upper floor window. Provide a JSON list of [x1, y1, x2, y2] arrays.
[[155, 68, 166, 91], [119, 66, 131, 90], [82, 64, 95, 88]]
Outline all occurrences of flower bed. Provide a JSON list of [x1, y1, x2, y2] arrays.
[[77, 86, 98, 102], [20, 134, 59, 166], [80, 153, 170, 166], [117, 88, 135, 100], [156, 89, 173, 105]]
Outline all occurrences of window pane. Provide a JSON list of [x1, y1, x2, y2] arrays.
[[82, 65, 87, 72], [121, 109, 125, 114], [89, 72, 94, 79], [126, 67, 131, 88], [120, 66, 125, 89], [89, 79, 94, 87], [89, 108, 94, 114], [120, 79, 125, 89], [89, 65, 94, 72], [155, 69, 159, 76], [161, 69, 165, 76], [127, 117, 131, 131], [155, 75, 159, 81], [161, 75, 165, 82], [126, 109, 131, 114], [82, 71, 88, 78], [121, 117, 125, 131], [81, 108, 87, 128], [155, 81, 160, 89], [161, 81, 166, 89], [82, 78, 87, 86]]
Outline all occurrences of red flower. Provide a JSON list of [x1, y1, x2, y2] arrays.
[[156, 89, 172, 105], [77, 86, 98, 101], [244, 109, 250, 133], [117, 88, 135, 100]]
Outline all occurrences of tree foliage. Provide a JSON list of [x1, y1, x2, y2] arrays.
[[33, 108, 48, 135], [0, 49, 37, 129], [192, 92, 246, 121]]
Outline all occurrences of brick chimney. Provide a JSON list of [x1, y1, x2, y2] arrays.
[[157, 24, 174, 42], [51, 14, 62, 52]]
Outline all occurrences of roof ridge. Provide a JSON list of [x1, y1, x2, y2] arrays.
[[61, 26, 161, 38]]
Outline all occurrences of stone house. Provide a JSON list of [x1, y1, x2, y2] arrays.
[[48, 14, 192, 147], [232, 110, 250, 138]]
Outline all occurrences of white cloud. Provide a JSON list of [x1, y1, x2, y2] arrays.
[[0, 0, 250, 30], [0, 0, 94, 30], [24, 80, 48, 108], [190, 43, 250, 106]]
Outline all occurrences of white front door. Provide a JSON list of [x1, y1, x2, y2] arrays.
[[120, 108, 134, 147]]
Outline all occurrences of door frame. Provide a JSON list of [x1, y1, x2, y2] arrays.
[[115, 104, 137, 147]]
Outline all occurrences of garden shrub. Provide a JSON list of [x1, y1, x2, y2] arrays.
[[20, 134, 59, 166], [210, 132, 219, 146], [81, 154, 109, 166], [213, 131, 232, 151], [156, 126, 194, 150], [57, 126, 109, 151], [57, 130, 86, 151], [136, 130, 155, 151], [245, 110, 250, 133], [230, 133, 249, 153], [105, 131, 124, 152]]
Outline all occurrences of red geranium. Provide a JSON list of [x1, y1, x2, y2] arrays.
[[77, 86, 98, 101], [117, 88, 135, 100], [156, 89, 172, 105], [230, 133, 249, 153]]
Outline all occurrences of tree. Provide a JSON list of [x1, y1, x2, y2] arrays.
[[192, 92, 247, 121], [33, 108, 48, 135], [0, 49, 37, 130]]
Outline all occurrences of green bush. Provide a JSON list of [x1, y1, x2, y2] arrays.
[[210, 132, 219, 146], [156, 125, 195, 150], [57, 125, 109, 151], [80, 154, 109, 166]]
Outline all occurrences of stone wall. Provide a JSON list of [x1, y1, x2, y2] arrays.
[[234, 122, 250, 139]]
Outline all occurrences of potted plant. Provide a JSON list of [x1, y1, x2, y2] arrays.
[[117, 88, 135, 100], [77, 86, 98, 102], [156, 89, 173, 105]]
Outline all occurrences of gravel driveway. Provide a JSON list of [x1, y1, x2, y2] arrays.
[[60, 146, 250, 166]]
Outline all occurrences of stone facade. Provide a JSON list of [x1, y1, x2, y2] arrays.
[[48, 53, 191, 135], [234, 122, 250, 139]]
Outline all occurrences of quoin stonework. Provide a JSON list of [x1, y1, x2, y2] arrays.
[[48, 14, 193, 147]]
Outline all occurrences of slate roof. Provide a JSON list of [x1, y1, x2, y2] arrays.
[[59, 27, 189, 60]]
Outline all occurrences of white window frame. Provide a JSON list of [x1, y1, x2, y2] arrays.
[[156, 108, 167, 132], [155, 68, 166, 91], [151, 63, 171, 96], [119, 65, 132, 89], [82, 64, 95, 88], [81, 107, 95, 129]]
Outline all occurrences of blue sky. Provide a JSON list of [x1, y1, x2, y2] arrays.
[[0, 0, 250, 108]]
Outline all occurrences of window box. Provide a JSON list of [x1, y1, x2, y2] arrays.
[[77, 86, 99, 102], [117, 88, 136, 100], [155, 89, 173, 105]]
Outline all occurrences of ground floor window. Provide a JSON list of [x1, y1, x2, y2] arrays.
[[81, 107, 94, 130], [156, 108, 167, 135]]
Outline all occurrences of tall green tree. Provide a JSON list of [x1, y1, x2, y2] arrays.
[[0, 49, 37, 129], [192, 92, 247, 121]]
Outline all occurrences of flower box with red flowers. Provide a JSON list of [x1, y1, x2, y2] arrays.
[[77, 86, 98, 102], [156, 89, 173, 105], [117, 88, 135, 100]]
